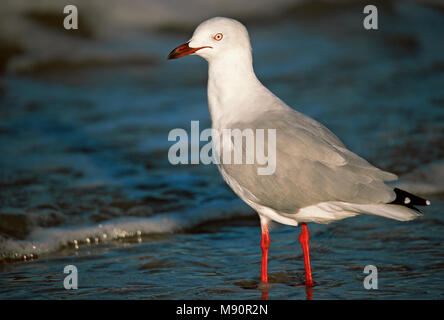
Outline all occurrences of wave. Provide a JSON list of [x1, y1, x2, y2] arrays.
[[396, 159, 444, 195], [0, 199, 253, 263], [2, 159, 443, 264]]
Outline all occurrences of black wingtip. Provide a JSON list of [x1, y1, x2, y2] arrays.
[[389, 188, 431, 212]]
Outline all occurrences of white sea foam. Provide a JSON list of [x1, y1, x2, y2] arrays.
[[0, 199, 253, 262], [2, 160, 442, 263], [396, 159, 444, 195]]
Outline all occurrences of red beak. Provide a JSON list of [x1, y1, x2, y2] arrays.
[[167, 42, 212, 60]]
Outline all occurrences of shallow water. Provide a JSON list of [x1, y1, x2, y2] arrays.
[[1, 1, 444, 299]]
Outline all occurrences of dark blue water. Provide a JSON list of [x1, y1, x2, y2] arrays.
[[1, 1, 444, 299]]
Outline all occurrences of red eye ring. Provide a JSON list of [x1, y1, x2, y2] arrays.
[[213, 33, 223, 41]]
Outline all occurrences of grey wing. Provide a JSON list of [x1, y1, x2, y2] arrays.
[[219, 109, 397, 212]]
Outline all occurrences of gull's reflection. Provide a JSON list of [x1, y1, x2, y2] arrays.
[[259, 283, 314, 300]]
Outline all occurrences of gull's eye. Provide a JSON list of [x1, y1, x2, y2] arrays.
[[213, 33, 223, 41]]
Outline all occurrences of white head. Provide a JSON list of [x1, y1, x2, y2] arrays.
[[168, 17, 252, 64], [168, 17, 260, 126]]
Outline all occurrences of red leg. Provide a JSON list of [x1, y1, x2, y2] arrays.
[[299, 222, 314, 287], [260, 222, 270, 283]]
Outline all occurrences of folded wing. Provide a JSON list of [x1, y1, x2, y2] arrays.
[[219, 108, 397, 213]]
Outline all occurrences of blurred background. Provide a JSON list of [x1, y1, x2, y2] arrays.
[[0, 0, 443, 299]]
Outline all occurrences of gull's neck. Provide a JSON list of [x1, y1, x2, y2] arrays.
[[207, 50, 266, 128]]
